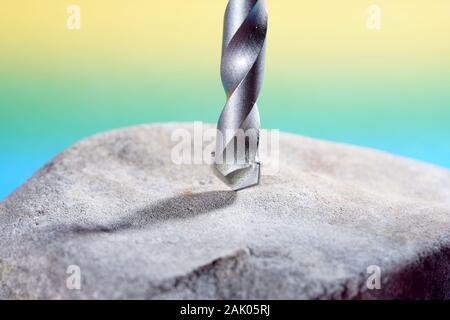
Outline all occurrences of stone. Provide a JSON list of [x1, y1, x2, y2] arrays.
[[0, 123, 449, 299]]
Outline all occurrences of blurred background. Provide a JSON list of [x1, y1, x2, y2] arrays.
[[1, 0, 450, 199]]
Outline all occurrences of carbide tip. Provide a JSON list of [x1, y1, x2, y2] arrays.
[[213, 162, 260, 191]]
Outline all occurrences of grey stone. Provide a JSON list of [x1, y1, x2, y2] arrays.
[[1, 123, 449, 299]]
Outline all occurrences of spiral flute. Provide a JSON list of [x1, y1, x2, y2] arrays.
[[214, 0, 268, 191]]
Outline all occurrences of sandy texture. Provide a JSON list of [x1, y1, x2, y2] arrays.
[[1, 123, 449, 299]]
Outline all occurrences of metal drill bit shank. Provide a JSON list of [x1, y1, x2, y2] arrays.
[[214, 0, 268, 191]]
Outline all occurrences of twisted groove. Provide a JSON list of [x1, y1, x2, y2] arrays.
[[221, 1, 267, 94], [214, 0, 267, 190]]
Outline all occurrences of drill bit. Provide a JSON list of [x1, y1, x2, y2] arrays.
[[214, 0, 268, 191]]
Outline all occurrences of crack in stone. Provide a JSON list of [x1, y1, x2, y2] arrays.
[[148, 248, 251, 299]]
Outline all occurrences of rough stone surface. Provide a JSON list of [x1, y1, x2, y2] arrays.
[[1, 123, 450, 300]]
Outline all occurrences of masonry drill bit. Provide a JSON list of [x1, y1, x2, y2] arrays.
[[214, 0, 268, 191]]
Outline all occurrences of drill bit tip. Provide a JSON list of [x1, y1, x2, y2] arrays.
[[213, 162, 260, 191]]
